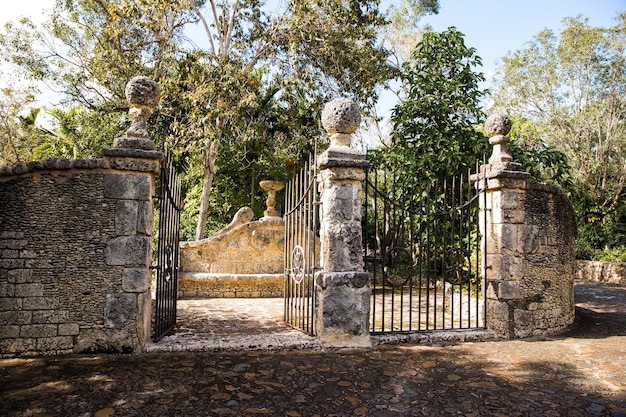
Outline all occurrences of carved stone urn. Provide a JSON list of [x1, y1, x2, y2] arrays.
[[259, 180, 285, 218]]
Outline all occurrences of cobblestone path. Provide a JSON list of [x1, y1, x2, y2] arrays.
[[1, 280, 624, 417]]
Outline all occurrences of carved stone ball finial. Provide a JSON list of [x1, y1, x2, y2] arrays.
[[125, 75, 162, 109], [485, 113, 512, 137], [321, 98, 361, 147], [114, 76, 161, 150], [485, 113, 513, 164]]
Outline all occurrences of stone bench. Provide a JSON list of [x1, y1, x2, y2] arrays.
[[178, 272, 283, 298]]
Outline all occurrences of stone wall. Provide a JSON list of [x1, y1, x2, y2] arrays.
[[576, 260, 626, 285], [484, 179, 577, 338], [480, 114, 577, 339], [179, 214, 288, 298], [0, 156, 159, 357]]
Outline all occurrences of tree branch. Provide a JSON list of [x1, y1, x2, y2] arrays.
[[224, 0, 241, 55], [193, 3, 216, 57], [207, 0, 223, 56]]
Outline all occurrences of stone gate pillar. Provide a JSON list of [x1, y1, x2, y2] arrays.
[[315, 98, 371, 348], [477, 114, 576, 339], [101, 76, 163, 351]]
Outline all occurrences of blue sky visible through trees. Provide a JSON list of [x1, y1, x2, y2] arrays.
[[1, 0, 623, 120]]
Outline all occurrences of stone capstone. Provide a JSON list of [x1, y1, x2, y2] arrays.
[[112, 137, 156, 151]]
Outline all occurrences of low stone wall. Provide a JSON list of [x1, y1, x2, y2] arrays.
[[576, 260, 626, 285], [179, 215, 286, 298], [0, 155, 159, 357], [178, 273, 283, 298]]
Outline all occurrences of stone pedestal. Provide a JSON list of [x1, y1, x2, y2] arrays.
[[259, 180, 285, 218], [314, 98, 371, 348]]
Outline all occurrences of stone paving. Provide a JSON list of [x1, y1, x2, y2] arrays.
[[1, 279, 625, 417], [147, 292, 492, 353], [147, 298, 321, 353]]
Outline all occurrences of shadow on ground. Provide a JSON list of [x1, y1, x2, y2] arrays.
[[0, 344, 623, 416], [1, 280, 625, 416]]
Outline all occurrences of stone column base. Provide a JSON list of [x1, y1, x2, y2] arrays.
[[315, 271, 371, 348]]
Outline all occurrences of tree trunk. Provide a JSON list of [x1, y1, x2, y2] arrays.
[[195, 139, 220, 240]]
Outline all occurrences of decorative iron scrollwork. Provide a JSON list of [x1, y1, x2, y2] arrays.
[[443, 247, 473, 284], [383, 246, 413, 287], [163, 243, 173, 282], [290, 245, 305, 284]]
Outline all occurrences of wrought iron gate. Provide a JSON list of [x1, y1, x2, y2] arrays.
[[284, 153, 320, 335], [363, 158, 487, 334], [153, 153, 182, 341]]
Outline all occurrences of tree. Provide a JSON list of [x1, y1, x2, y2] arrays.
[[504, 115, 571, 187], [31, 107, 126, 160], [364, 28, 488, 268], [0, 80, 39, 166], [383, 0, 439, 64], [1, 0, 440, 240], [490, 14, 626, 253], [384, 27, 488, 185], [185, 0, 406, 239]]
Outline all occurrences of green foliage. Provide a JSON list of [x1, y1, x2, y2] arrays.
[[503, 116, 572, 187], [32, 107, 126, 160], [382, 27, 489, 185], [282, 0, 394, 107], [159, 53, 326, 238], [0, 0, 441, 240], [364, 28, 487, 288], [490, 14, 626, 252], [0, 83, 39, 166], [576, 244, 626, 263], [384, 0, 440, 64]]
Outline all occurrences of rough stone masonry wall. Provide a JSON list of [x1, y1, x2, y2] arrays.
[[479, 114, 577, 339], [576, 260, 626, 285], [484, 178, 578, 339], [0, 158, 156, 357]]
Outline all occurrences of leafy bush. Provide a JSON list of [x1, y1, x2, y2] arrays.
[[575, 243, 626, 262]]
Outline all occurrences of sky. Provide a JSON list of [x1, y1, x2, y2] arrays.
[[419, 0, 624, 78], [1, 0, 624, 118]]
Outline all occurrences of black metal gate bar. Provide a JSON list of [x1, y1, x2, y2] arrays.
[[284, 153, 319, 335], [364, 158, 486, 334], [153, 153, 182, 342]]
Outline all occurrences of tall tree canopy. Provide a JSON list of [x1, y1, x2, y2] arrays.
[[490, 14, 626, 254], [0, 0, 439, 239], [364, 27, 487, 268], [383, 27, 488, 186]]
